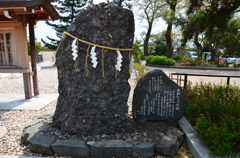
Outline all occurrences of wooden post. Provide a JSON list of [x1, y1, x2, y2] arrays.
[[29, 21, 39, 96], [23, 73, 32, 99], [227, 77, 230, 85], [184, 74, 188, 90]]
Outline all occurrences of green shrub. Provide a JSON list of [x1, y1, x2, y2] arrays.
[[133, 62, 147, 80], [172, 54, 184, 62], [132, 43, 142, 62], [146, 55, 176, 66], [185, 81, 240, 156], [139, 53, 146, 60], [218, 63, 226, 67]]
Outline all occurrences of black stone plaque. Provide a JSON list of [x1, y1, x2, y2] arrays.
[[132, 69, 184, 121]]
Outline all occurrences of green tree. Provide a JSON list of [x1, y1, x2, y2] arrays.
[[181, 0, 240, 63], [28, 38, 43, 55], [41, 0, 93, 50], [163, 0, 177, 58], [135, 0, 165, 56], [107, 0, 132, 9], [220, 19, 240, 56], [148, 32, 167, 56]]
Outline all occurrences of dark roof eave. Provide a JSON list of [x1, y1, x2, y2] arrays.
[[0, 0, 60, 21]]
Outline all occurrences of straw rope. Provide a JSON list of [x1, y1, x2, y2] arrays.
[[56, 31, 134, 77], [101, 48, 105, 78], [64, 32, 133, 51]]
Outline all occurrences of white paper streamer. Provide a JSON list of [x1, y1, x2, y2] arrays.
[[115, 50, 123, 71], [71, 39, 78, 61], [90, 46, 98, 68], [129, 55, 134, 72]]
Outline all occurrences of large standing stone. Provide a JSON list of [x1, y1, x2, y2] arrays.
[[52, 3, 134, 136], [132, 69, 185, 121]]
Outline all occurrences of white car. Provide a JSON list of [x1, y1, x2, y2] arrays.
[[219, 55, 238, 63], [186, 52, 198, 59], [202, 52, 211, 61]]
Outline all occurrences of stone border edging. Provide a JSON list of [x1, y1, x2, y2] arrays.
[[146, 63, 240, 71], [178, 117, 240, 158], [20, 114, 184, 158]]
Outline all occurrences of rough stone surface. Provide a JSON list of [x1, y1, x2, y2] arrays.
[[133, 142, 155, 157], [52, 3, 135, 136], [88, 140, 132, 158], [156, 126, 184, 157], [51, 139, 90, 157], [28, 132, 56, 156], [132, 69, 185, 121]]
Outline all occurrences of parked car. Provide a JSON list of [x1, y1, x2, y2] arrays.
[[186, 52, 198, 59], [202, 52, 211, 61], [219, 55, 238, 63]]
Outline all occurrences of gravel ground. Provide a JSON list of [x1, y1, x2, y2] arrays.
[[0, 66, 192, 157], [0, 67, 58, 156]]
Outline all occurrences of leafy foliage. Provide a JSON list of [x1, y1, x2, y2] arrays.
[[146, 55, 176, 65], [136, 0, 165, 56], [132, 42, 141, 62], [133, 62, 147, 80], [172, 54, 215, 67], [28, 39, 43, 55], [42, 0, 92, 50], [185, 82, 240, 156], [220, 19, 240, 56]]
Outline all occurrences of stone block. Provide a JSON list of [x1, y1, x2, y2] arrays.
[[25, 119, 43, 128], [166, 126, 184, 145], [21, 123, 45, 145], [51, 139, 90, 157], [133, 142, 155, 157], [156, 134, 179, 157], [38, 112, 54, 119], [88, 140, 132, 158], [28, 132, 56, 156], [156, 126, 184, 157]]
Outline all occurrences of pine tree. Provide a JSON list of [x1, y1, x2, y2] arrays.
[[41, 0, 93, 50]]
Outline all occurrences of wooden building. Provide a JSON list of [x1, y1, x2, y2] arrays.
[[0, 0, 60, 99]]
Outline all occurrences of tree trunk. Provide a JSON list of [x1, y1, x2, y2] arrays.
[[209, 42, 219, 64], [165, 1, 176, 58], [194, 32, 202, 58], [214, 43, 219, 64], [144, 23, 153, 56], [165, 23, 173, 58]]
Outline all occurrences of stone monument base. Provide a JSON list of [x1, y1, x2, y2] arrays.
[[21, 113, 184, 157]]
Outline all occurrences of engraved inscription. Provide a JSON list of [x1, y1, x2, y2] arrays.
[[133, 70, 184, 121]]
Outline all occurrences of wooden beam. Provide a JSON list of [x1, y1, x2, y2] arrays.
[[29, 21, 39, 96], [0, 68, 30, 73]]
